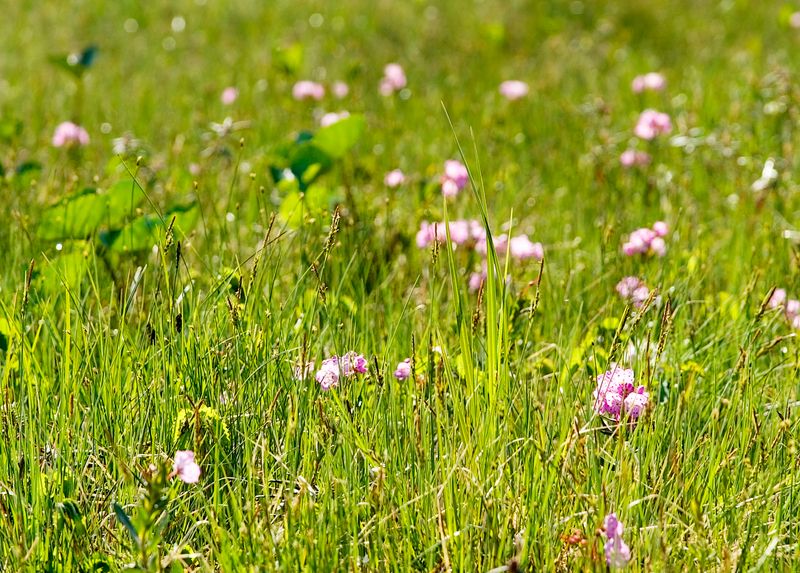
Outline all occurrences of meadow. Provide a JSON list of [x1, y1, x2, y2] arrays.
[[1, 0, 800, 570]]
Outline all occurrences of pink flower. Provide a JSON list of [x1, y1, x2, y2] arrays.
[[315, 357, 340, 390], [619, 149, 651, 168], [394, 359, 411, 380], [468, 270, 486, 292], [341, 351, 368, 376], [292, 80, 325, 101], [499, 80, 529, 101], [379, 63, 407, 95], [769, 288, 787, 309], [332, 81, 349, 99], [441, 160, 469, 197], [790, 12, 800, 29], [616, 277, 651, 309], [593, 364, 649, 421], [603, 514, 631, 569], [384, 169, 405, 188], [632, 72, 666, 93], [52, 122, 90, 147], [634, 109, 672, 140], [173, 450, 201, 484], [509, 235, 544, 260], [319, 110, 350, 127], [221, 87, 238, 105], [622, 223, 668, 257]]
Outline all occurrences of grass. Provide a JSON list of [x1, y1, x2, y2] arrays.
[[1, 0, 800, 570]]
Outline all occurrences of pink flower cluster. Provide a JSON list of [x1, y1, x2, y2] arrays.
[[172, 450, 201, 484], [441, 159, 469, 197], [315, 352, 368, 390], [616, 277, 650, 308], [634, 109, 672, 140], [498, 80, 529, 101], [379, 63, 407, 96], [631, 72, 666, 93], [292, 80, 325, 101], [221, 86, 238, 105], [52, 122, 90, 147], [592, 364, 649, 421], [603, 513, 631, 569], [622, 221, 668, 257], [768, 289, 800, 329], [619, 149, 651, 168], [394, 358, 411, 380], [416, 219, 483, 248]]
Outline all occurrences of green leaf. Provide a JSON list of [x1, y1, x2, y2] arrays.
[[312, 115, 365, 159], [273, 42, 304, 74], [278, 186, 333, 228], [288, 144, 332, 190], [112, 203, 199, 252], [37, 181, 144, 241], [113, 503, 140, 546]]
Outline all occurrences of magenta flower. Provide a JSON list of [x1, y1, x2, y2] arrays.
[[384, 169, 406, 188], [319, 110, 350, 127], [619, 149, 651, 168], [394, 359, 411, 380], [440, 159, 469, 197], [593, 364, 649, 421], [379, 63, 407, 95], [292, 80, 325, 101], [509, 235, 544, 261], [52, 122, 90, 148], [769, 289, 787, 309], [634, 109, 672, 140], [631, 72, 666, 93], [332, 81, 349, 99], [173, 450, 201, 484], [341, 351, 368, 376], [603, 513, 631, 569], [221, 86, 238, 105], [499, 80, 529, 101]]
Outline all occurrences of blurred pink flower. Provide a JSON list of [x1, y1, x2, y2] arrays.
[[293, 80, 325, 101], [173, 450, 201, 484], [384, 169, 405, 188], [790, 12, 800, 29], [616, 277, 650, 308], [394, 359, 411, 380], [315, 357, 340, 390], [620, 149, 651, 168], [632, 72, 666, 93], [634, 109, 672, 140], [341, 351, 368, 376], [52, 122, 89, 147], [441, 159, 468, 197], [622, 223, 668, 257], [221, 86, 238, 105], [380, 63, 407, 95], [320, 110, 350, 127], [509, 235, 544, 260], [603, 514, 631, 569], [769, 288, 787, 309], [499, 80, 529, 100], [332, 81, 349, 99]]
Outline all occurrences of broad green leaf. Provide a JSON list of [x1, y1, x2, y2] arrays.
[[278, 186, 333, 228], [312, 115, 365, 159], [113, 503, 140, 545], [112, 203, 199, 252], [37, 189, 107, 241]]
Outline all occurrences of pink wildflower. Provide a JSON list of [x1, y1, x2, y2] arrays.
[[631, 72, 666, 93], [221, 87, 238, 105], [319, 110, 350, 127], [341, 351, 368, 376], [634, 109, 672, 140], [52, 122, 90, 147], [173, 450, 201, 484], [394, 359, 411, 380], [620, 149, 651, 168], [332, 81, 349, 99], [603, 513, 631, 569], [499, 80, 529, 101], [441, 159, 469, 196], [509, 235, 544, 260], [616, 277, 650, 308], [315, 357, 340, 390], [622, 223, 668, 257], [384, 169, 405, 188], [379, 63, 407, 95], [292, 80, 325, 101], [593, 364, 649, 421]]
